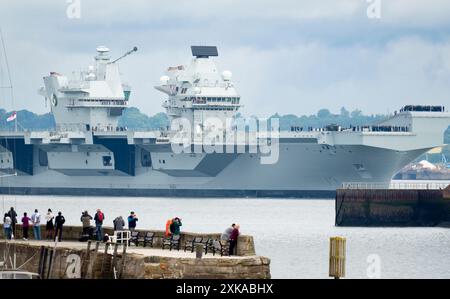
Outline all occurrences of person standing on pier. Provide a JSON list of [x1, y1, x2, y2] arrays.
[[45, 209, 55, 240], [94, 209, 105, 241], [3, 213, 12, 240], [113, 216, 125, 244], [229, 224, 240, 256], [7, 207, 17, 237], [113, 215, 125, 231], [31, 209, 41, 240], [170, 217, 182, 236], [80, 211, 93, 236], [221, 223, 235, 241], [165, 218, 173, 237], [54, 211, 65, 242], [127, 212, 138, 232], [21, 212, 31, 240]]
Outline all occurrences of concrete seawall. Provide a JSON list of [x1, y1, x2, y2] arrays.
[[336, 188, 450, 226], [0, 226, 270, 279]]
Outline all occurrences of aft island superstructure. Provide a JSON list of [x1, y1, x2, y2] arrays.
[[1, 46, 449, 198]]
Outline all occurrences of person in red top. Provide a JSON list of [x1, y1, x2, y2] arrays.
[[229, 224, 240, 256], [94, 209, 105, 241], [165, 219, 173, 237], [21, 212, 31, 240]]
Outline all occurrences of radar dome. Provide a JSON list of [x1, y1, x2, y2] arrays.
[[160, 75, 170, 85], [193, 87, 201, 94], [96, 46, 110, 53], [222, 70, 232, 81]]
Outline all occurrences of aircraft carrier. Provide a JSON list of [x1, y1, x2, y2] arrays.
[[1, 46, 450, 198]]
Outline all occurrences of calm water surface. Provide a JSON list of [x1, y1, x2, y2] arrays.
[[1, 195, 450, 279]]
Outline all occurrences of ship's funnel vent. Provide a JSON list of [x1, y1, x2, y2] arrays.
[[191, 46, 218, 58]]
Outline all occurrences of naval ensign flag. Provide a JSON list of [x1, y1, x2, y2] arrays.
[[6, 111, 16, 122]]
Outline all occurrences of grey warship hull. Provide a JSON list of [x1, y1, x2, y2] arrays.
[[1, 46, 449, 198], [0, 132, 432, 198]]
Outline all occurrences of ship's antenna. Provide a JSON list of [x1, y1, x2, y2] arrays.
[[110, 46, 138, 64], [0, 27, 15, 108], [0, 26, 17, 132], [0, 26, 18, 217]]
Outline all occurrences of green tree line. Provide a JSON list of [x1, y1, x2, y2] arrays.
[[1, 107, 449, 146]]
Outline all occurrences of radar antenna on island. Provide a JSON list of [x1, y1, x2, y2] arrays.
[[110, 46, 138, 64]]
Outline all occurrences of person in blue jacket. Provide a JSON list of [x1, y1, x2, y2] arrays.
[[127, 211, 138, 232]]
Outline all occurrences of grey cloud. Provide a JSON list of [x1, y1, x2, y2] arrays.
[[1, 0, 450, 117]]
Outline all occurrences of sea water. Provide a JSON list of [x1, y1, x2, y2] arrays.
[[1, 196, 450, 279]]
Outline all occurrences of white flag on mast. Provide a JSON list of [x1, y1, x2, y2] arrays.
[[6, 111, 16, 122]]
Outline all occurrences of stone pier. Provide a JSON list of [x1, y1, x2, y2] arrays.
[[0, 226, 270, 279]]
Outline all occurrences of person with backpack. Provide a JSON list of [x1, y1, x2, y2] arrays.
[[113, 216, 125, 231], [3, 213, 12, 240], [113, 215, 125, 243], [80, 211, 93, 236], [94, 209, 105, 241], [54, 211, 66, 242], [127, 211, 138, 232], [31, 209, 41, 240], [21, 212, 31, 240], [170, 217, 182, 236]]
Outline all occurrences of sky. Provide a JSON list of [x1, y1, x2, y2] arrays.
[[1, 0, 450, 117]]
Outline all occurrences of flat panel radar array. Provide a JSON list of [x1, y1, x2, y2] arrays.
[[191, 46, 219, 58]]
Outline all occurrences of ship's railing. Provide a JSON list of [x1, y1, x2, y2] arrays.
[[290, 125, 410, 133], [342, 181, 450, 190]]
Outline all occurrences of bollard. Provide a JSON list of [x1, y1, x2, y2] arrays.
[[329, 237, 346, 279], [195, 244, 203, 259]]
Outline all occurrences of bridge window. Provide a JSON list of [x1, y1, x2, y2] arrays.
[[39, 149, 48, 167], [102, 156, 112, 167], [400, 105, 444, 112], [141, 150, 152, 167], [353, 164, 365, 171]]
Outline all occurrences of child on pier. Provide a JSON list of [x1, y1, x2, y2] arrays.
[[3, 213, 12, 240]]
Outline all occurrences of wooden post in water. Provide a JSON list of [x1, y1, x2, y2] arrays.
[[87, 241, 100, 279], [100, 242, 110, 278], [81, 240, 92, 278], [37, 246, 46, 278], [110, 243, 119, 278], [329, 237, 346, 279], [45, 248, 54, 279], [118, 244, 127, 279]]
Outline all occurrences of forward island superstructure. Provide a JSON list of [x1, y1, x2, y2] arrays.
[[1, 46, 449, 197]]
